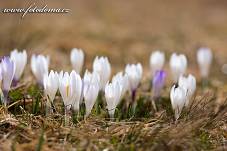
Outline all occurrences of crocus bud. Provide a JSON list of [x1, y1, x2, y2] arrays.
[[178, 74, 196, 106], [59, 70, 82, 111], [70, 48, 85, 74], [0, 66, 3, 98], [150, 51, 165, 76], [197, 47, 213, 78], [112, 72, 129, 99], [169, 53, 187, 83], [125, 63, 143, 91], [31, 54, 49, 86], [10, 49, 27, 83], [83, 70, 100, 117], [152, 70, 166, 99], [170, 85, 187, 120], [43, 70, 59, 105], [93, 56, 111, 90], [0, 57, 15, 105], [0, 67, 2, 89], [105, 82, 121, 118]]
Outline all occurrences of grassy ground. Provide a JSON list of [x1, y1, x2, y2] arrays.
[[0, 0, 227, 150]]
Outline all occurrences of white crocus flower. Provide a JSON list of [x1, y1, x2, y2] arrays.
[[170, 85, 187, 120], [10, 49, 27, 82], [125, 63, 143, 91], [0, 67, 3, 101], [0, 67, 2, 89], [150, 51, 165, 76], [169, 53, 187, 83], [83, 70, 100, 117], [59, 70, 82, 111], [43, 70, 59, 105], [0, 57, 15, 105], [31, 54, 49, 86], [93, 56, 111, 90], [178, 74, 196, 106], [105, 82, 121, 117], [70, 48, 85, 74], [112, 72, 129, 99], [197, 47, 213, 78]]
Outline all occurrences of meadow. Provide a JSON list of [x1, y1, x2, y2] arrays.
[[0, 0, 227, 150]]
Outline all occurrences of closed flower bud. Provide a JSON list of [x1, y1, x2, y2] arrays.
[[83, 70, 100, 117], [0, 57, 15, 105], [125, 63, 143, 91], [150, 51, 165, 76], [43, 70, 59, 105], [197, 47, 213, 78], [112, 72, 129, 99], [170, 53, 187, 83], [10, 49, 27, 82], [31, 54, 49, 86], [70, 48, 85, 74], [59, 70, 82, 111], [0, 66, 2, 90], [105, 82, 121, 117], [178, 74, 196, 106], [93, 56, 111, 90], [152, 70, 166, 99], [170, 85, 187, 120]]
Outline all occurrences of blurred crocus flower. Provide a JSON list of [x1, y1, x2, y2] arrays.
[[0, 67, 3, 101], [112, 72, 129, 99], [197, 47, 213, 78], [59, 70, 82, 112], [105, 81, 121, 118], [0, 57, 15, 105], [125, 63, 143, 92], [170, 84, 187, 120], [150, 51, 165, 76], [43, 70, 59, 107], [170, 53, 187, 83], [83, 70, 100, 117], [152, 70, 166, 99], [31, 54, 49, 86], [178, 74, 196, 106], [10, 49, 27, 84], [70, 48, 85, 74], [93, 56, 111, 90]]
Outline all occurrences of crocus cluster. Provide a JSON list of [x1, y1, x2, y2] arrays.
[[0, 47, 213, 121], [170, 74, 196, 120], [149, 48, 211, 120]]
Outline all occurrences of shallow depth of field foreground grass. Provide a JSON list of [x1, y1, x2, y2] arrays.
[[0, 80, 226, 150], [0, 0, 227, 150]]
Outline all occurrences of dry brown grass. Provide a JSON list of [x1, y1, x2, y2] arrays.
[[0, 0, 227, 150]]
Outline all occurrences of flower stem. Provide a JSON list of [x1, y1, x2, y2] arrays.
[[96, 91, 103, 115], [64, 106, 71, 126], [202, 77, 208, 89], [131, 89, 137, 115], [45, 97, 53, 116], [12, 79, 18, 87], [151, 97, 157, 112], [2, 90, 9, 106]]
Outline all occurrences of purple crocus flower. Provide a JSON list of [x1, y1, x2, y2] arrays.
[[0, 57, 15, 105], [152, 70, 166, 99]]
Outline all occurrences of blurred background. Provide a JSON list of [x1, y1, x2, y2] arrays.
[[0, 0, 227, 81]]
